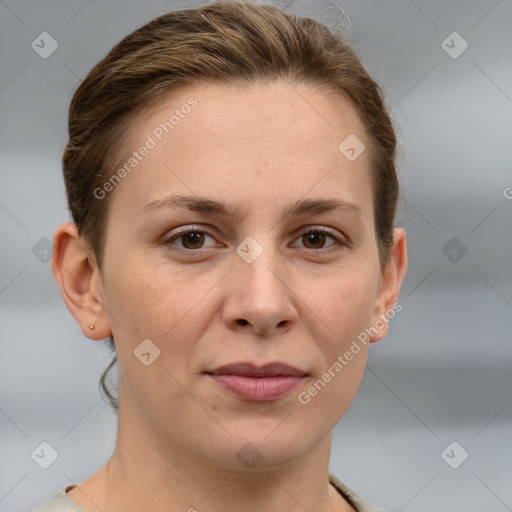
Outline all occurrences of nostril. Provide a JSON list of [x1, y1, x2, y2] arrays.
[[237, 319, 249, 326]]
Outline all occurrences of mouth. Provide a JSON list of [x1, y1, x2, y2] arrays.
[[204, 362, 308, 402]]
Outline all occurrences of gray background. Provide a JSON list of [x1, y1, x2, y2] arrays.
[[1, 0, 511, 511]]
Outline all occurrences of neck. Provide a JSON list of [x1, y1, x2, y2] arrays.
[[66, 403, 353, 512]]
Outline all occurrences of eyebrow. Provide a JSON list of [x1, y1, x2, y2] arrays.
[[143, 194, 362, 218]]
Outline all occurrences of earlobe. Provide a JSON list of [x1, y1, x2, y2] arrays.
[[51, 222, 112, 340], [369, 227, 408, 343]]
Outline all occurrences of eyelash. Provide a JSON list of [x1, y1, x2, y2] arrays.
[[162, 225, 347, 253]]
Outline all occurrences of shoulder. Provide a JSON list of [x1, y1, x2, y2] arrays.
[[31, 485, 85, 512], [329, 473, 390, 512]]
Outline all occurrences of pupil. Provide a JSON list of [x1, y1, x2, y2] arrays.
[[185, 232, 204, 248], [305, 232, 325, 248]]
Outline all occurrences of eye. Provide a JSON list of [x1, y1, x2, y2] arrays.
[[162, 226, 346, 253], [163, 228, 218, 250], [291, 227, 345, 251]]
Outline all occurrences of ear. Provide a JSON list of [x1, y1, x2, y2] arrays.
[[51, 222, 112, 340], [369, 227, 408, 343]]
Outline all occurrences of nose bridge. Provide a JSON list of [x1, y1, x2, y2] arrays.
[[225, 233, 297, 333], [236, 234, 285, 298]]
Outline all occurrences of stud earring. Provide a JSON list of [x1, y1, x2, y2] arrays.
[[88, 324, 95, 330]]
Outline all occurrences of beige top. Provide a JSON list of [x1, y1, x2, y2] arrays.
[[31, 473, 388, 512]]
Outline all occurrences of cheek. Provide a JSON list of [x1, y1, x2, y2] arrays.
[[107, 263, 200, 415], [104, 254, 203, 335], [293, 267, 376, 414], [295, 337, 368, 437], [103, 257, 217, 380], [300, 266, 376, 349]]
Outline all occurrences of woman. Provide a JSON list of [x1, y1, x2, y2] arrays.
[[34, 1, 407, 510]]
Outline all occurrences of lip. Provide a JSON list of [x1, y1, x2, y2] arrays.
[[207, 362, 307, 378], [205, 362, 308, 402]]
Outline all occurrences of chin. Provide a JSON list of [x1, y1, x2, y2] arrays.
[[200, 425, 314, 472]]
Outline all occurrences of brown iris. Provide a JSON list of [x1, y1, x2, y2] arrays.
[[301, 231, 326, 249], [181, 231, 205, 249]]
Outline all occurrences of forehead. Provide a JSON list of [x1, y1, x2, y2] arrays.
[[134, 80, 367, 152], [109, 81, 374, 224]]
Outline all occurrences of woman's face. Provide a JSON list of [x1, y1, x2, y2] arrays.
[[94, 81, 403, 469]]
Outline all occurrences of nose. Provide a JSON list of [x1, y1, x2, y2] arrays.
[[221, 244, 298, 336]]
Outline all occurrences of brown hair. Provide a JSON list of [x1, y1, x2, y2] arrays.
[[63, 1, 400, 409]]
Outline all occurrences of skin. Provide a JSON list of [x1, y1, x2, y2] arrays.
[[52, 81, 407, 512]]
